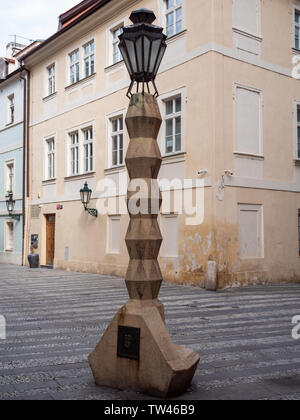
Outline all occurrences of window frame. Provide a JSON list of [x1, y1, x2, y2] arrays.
[[7, 94, 15, 125], [234, 83, 263, 157], [106, 109, 126, 169], [44, 136, 56, 181], [164, 0, 184, 38], [294, 6, 300, 50], [83, 40, 95, 78], [47, 64, 56, 96], [69, 49, 80, 85], [5, 159, 15, 194], [158, 87, 186, 157], [106, 18, 125, 67], [66, 122, 95, 177], [83, 126, 94, 173]]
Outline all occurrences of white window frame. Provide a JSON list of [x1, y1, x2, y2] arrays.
[[238, 203, 264, 259], [5, 220, 14, 252], [234, 83, 263, 157], [47, 64, 56, 96], [83, 40, 95, 78], [107, 18, 125, 67], [158, 87, 186, 157], [69, 49, 80, 85], [5, 159, 15, 194], [83, 126, 94, 173], [158, 0, 185, 38], [106, 109, 126, 169], [69, 131, 80, 176], [294, 5, 300, 50], [7, 94, 15, 125], [44, 136, 56, 181], [66, 121, 95, 177]]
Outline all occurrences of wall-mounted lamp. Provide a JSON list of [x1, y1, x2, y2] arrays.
[[224, 170, 234, 176], [80, 182, 98, 218], [6, 192, 20, 221]]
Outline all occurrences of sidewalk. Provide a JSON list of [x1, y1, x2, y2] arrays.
[[0, 264, 299, 400]]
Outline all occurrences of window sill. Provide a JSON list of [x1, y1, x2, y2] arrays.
[[162, 152, 186, 164], [42, 179, 56, 185], [166, 29, 187, 44], [64, 172, 95, 182], [234, 152, 264, 161], [294, 159, 300, 166], [105, 60, 124, 73], [292, 48, 300, 55], [43, 92, 57, 102], [65, 73, 96, 91], [232, 27, 262, 42], [104, 165, 126, 175]]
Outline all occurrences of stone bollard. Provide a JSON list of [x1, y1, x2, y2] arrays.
[[205, 256, 217, 291]]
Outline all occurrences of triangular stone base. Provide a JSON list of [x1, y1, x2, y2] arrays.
[[89, 299, 200, 398]]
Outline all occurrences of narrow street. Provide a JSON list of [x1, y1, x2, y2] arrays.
[[0, 264, 299, 400]]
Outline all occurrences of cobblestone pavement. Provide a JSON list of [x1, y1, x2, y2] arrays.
[[0, 264, 300, 400]]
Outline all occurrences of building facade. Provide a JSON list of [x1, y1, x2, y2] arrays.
[[22, 0, 300, 287], [0, 43, 27, 265]]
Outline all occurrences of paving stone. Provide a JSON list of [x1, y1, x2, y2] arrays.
[[0, 263, 300, 400]]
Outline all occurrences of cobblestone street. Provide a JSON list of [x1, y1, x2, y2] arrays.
[[0, 264, 300, 400]]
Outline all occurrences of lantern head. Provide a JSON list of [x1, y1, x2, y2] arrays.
[[80, 182, 92, 210], [118, 8, 167, 98], [6, 192, 15, 215]]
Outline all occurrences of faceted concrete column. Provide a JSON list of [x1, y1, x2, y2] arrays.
[[89, 93, 200, 398]]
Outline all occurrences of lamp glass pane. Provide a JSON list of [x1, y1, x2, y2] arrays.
[[125, 40, 138, 73], [136, 37, 143, 73], [144, 36, 151, 72], [149, 39, 161, 73], [119, 44, 132, 75], [153, 43, 166, 76]]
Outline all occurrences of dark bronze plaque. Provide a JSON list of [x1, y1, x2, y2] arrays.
[[117, 326, 140, 360]]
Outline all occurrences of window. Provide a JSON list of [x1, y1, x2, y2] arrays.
[[165, 0, 183, 38], [111, 117, 124, 167], [83, 40, 95, 77], [108, 216, 121, 253], [111, 26, 123, 64], [8, 95, 14, 125], [238, 204, 264, 259], [233, 0, 261, 36], [83, 127, 94, 173], [6, 161, 14, 193], [235, 85, 262, 156], [46, 138, 55, 180], [69, 50, 80, 85], [47, 64, 56, 95], [5, 221, 14, 252], [295, 9, 300, 50], [70, 132, 79, 175], [160, 214, 179, 257], [164, 96, 182, 155]]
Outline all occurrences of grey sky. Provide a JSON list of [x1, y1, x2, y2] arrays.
[[0, 0, 80, 57]]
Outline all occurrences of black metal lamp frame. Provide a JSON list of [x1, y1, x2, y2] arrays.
[[80, 182, 98, 218], [6, 192, 21, 221]]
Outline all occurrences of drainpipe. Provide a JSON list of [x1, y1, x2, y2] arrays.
[[20, 66, 30, 266]]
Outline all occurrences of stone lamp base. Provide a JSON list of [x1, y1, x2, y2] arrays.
[[89, 299, 200, 398]]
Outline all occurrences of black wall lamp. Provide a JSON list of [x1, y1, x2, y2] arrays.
[[80, 182, 98, 218], [6, 192, 20, 221]]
